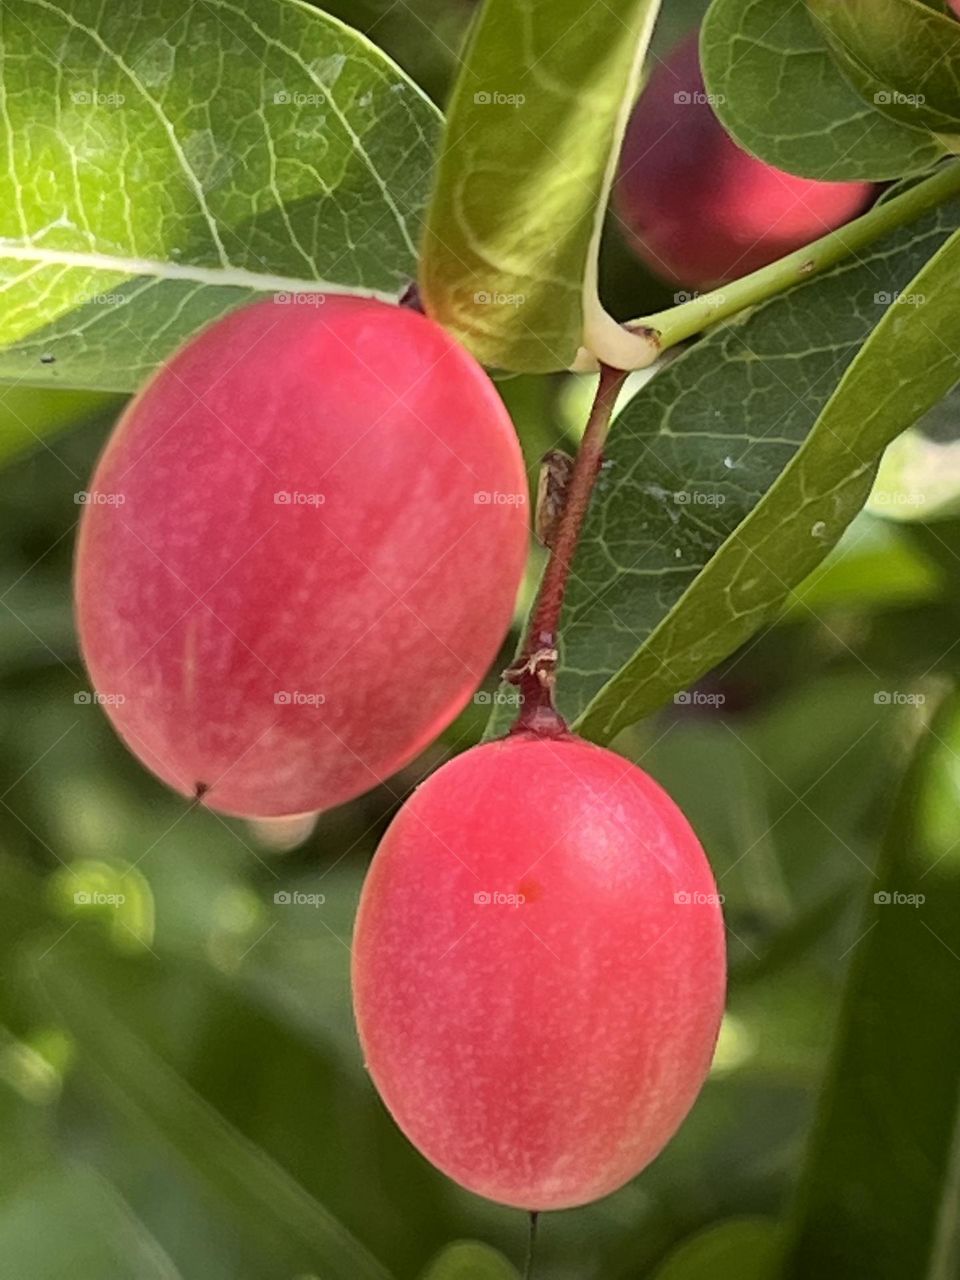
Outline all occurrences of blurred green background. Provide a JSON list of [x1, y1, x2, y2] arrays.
[[2, 1, 960, 1278]]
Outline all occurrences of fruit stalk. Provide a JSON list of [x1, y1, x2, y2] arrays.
[[524, 1211, 540, 1279], [507, 363, 628, 735], [641, 159, 960, 350]]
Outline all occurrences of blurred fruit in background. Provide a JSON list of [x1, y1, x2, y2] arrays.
[[614, 32, 875, 289]]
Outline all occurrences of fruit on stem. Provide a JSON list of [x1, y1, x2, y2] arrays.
[[615, 32, 875, 289], [352, 731, 726, 1210], [75, 296, 529, 818]]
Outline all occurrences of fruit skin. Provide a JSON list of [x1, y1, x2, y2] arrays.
[[352, 731, 726, 1210], [75, 296, 528, 818], [614, 32, 874, 288]]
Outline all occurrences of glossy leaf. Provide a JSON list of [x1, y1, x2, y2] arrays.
[[419, 0, 662, 373], [0, 0, 439, 391], [807, 0, 960, 135], [576, 220, 960, 742], [524, 189, 960, 738], [701, 0, 946, 179]]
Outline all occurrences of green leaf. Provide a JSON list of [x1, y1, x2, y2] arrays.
[[651, 1218, 781, 1279], [419, 0, 662, 373], [868, 423, 960, 522], [701, 0, 946, 179], [26, 935, 393, 1280], [420, 1241, 520, 1280], [0, 1162, 183, 1279], [0, 387, 121, 465], [0, 0, 440, 392], [564, 195, 960, 740], [781, 689, 960, 1278], [785, 514, 941, 615], [807, 0, 960, 135]]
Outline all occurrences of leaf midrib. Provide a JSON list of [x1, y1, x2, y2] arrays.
[[0, 241, 400, 299]]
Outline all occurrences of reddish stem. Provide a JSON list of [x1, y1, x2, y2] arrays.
[[507, 363, 629, 736]]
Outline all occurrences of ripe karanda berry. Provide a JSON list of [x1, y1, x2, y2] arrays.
[[614, 32, 874, 289], [352, 730, 726, 1210], [75, 296, 528, 818]]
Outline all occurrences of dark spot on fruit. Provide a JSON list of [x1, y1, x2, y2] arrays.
[[517, 878, 541, 904]]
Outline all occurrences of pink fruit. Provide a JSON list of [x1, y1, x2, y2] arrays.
[[75, 296, 528, 818], [352, 731, 726, 1209], [615, 32, 874, 288]]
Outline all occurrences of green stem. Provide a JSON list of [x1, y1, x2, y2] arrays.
[[636, 160, 960, 351]]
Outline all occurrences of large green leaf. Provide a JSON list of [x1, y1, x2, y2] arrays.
[[419, 0, 662, 373], [26, 935, 393, 1280], [0, 1162, 183, 1279], [807, 0, 960, 136], [0, 386, 121, 465], [420, 1241, 520, 1280], [0, 0, 440, 392], [560, 193, 960, 739], [701, 0, 946, 179], [651, 1218, 781, 1279], [781, 690, 960, 1278]]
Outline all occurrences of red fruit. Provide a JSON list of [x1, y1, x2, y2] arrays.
[[614, 32, 874, 288], [75, 296, 528, 818], [352, 731, 726, 1209]]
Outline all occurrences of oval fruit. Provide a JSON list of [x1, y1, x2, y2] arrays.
[[615, 32, 874, 288], [352, 731, 726, 1209], [75, 296, 528, 817]]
